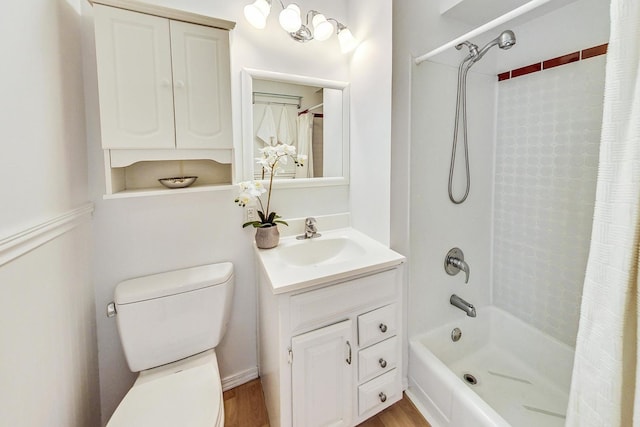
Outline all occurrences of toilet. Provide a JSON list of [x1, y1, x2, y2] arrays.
[[106, 262, 234, 427]]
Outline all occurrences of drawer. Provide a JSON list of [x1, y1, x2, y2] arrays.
[[358, 336, 398, 382], [358, 368, 401, 416], [289, 269, 398, 333], [358, 303, 397, 347]]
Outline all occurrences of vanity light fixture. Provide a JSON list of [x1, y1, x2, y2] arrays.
[[243, 0, 358, 52], [244, 0, 271, 29]]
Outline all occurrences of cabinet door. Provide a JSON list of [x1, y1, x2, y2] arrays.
[[170, 21, 232, 149], [292, 320, 353, 427], [94, 5, 175, 149]]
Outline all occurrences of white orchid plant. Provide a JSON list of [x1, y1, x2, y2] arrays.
[[235, 144, 306, 228]]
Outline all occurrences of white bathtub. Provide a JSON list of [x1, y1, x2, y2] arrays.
[[406, 306, 574, 427]]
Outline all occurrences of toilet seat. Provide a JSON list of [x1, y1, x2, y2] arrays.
[[107, 351, 223, 427]]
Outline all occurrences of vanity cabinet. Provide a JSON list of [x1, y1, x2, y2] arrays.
[[258, 266, 405, 427], [94, 4, 232, 150], [291, 320, 353, 426]]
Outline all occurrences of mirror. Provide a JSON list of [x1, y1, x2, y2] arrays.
[[241, 68, 349, 186]]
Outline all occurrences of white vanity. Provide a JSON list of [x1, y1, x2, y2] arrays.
[[256, 225, 406, 426]]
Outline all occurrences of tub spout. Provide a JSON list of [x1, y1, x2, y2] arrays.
[[450, 294, 476, 317]]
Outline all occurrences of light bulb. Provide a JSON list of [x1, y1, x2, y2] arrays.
[[312, 13, 334, 41], [279, 4, 302, 33], [244, 0, 271, 29], [338, 27, 358, 52]]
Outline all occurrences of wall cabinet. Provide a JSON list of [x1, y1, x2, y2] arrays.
[[94, 5, 232, 150], [90, 0, 235, 196], [258, 266, 405, 426]]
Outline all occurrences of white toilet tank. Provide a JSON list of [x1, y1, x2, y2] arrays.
[[114, 262, 234, 372]]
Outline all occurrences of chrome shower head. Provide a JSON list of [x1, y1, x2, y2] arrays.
[[497, 30, 516, 49], [472, 30, 516, 62]]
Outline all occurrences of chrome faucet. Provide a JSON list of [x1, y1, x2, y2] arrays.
[[445, 248, 470, 283], [450, 294, 476, 317], [297, 217, 321, 240]]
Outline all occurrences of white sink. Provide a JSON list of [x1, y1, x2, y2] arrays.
[[276, 236, 367, 267], [256, 227, 405, 294]]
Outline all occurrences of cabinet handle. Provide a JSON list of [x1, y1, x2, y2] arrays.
[[346, 341, 352, 365], [175, 80, 185, 89], [379, 323, 388, 333], [379, 392, 387, 403], [379, 358, 387, 368], [161, 79, 171, 88]]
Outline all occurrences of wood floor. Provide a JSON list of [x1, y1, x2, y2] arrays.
[[223, 379, 431, 427]]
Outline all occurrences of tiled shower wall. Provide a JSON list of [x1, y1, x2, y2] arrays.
[[493, 55, 606, 346]]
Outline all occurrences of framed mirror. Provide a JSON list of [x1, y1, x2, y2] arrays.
[[241, 68, 349, 187]]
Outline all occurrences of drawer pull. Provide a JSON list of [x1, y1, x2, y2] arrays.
[[346, 341, 352, 365], [379, 323, 388, 333], [379, 358, 387, 368], [379, 392, 387, 403]]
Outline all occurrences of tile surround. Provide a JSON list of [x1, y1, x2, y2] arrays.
[[493, 55, 606, 346], [498, 43, 608, 81], [511, 62, 542, 78]]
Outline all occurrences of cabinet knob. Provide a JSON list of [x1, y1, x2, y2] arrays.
[[379, 392, 387, 403], [379, 358, 387, 368], [161, 79, 171, 88], [175, 80, 185, 89], [379, 323, 388, 333]]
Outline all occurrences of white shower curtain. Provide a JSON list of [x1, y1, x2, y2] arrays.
[[566, 1, 640, 425], [295, 112, 314, 178]]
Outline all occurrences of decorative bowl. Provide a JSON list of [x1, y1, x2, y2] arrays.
[[158, 176, 198, 189]]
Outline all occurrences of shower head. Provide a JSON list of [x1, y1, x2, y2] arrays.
[[472, 30, 516, 62], [497, 30, 516, 49]]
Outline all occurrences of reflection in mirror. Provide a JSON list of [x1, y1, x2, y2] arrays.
[[242, 69, 349, 185]]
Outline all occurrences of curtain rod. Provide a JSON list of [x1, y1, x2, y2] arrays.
[[253, 92, 302, 108], [414, 0, 552, 65], [253, 100, 301, 108], [252, 91, 302, 101]]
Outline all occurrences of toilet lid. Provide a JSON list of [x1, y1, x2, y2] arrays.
[[107, 361, 222, 427]]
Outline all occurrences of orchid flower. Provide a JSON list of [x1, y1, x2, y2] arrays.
[[235, 144, 304, 228]]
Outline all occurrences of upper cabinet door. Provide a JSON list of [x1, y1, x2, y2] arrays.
[[94, 5, 175, 149], [170, 21, 232, 149]]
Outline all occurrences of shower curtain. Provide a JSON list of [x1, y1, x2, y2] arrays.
[[566, 1, 640, 425], [295, 112, 314, 178]]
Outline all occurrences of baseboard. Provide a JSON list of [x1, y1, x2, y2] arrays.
[[221, 367, 259, 391]]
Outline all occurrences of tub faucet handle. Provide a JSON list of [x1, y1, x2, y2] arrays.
[[445, 247, 470, 284]]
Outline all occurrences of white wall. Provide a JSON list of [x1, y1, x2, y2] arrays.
[[81, 0, 392, 423], [348, 0, 393, 244], [0, 0, 100, 425]]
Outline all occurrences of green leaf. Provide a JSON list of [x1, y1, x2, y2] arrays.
[[257, 210, 266, 222], [274, 219, 289, 226], [267, 211, 277, 224], [242, 221, 261, 228]]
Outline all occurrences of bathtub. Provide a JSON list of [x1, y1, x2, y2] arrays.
[[406, 306, 574, 427]]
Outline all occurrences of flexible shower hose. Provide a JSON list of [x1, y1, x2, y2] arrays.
[[448, 56, 474, 204]]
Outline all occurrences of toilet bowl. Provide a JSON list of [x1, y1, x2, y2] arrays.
[[106, 262, 234, 427], [107, 350, 223, 427]]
